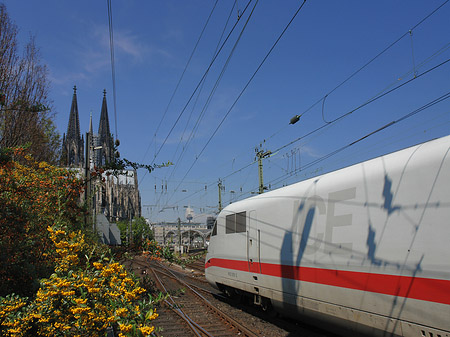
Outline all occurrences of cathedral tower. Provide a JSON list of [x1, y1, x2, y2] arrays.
[[62, 86, 84, 167], [97, 89, 114, 166]]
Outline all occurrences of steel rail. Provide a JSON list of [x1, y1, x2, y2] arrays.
[[154, 261, 259, 337], [150, 267, 209, 337]]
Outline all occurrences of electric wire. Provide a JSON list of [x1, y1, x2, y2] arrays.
[[156, 0, 260, 212], [155, 0, 236, 205], [266, 91, 450, 189], [256, 2, 450, 159], [107, 0, 118, 138], [168, 54, 450, 211], [163, 1, 237, 186], [143, 0, 254, 175], [272, 56, 450, 156], [165, 0, 307, 207], [298, 0, 449, 122], [140, 0, 219, 165], [152, 1, 244, 211], [145, 2, 449, 218]]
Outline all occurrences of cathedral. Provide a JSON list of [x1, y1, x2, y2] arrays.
[[61, 86, 141, 224]]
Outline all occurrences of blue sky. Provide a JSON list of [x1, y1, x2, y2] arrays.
[[4, 1, 450, 223]]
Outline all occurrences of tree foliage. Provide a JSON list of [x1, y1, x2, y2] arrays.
[[0, 146, 84, 297], [117, 217, 154, 252], [0, 4, 60, 164], [0, 149, 163, 336]]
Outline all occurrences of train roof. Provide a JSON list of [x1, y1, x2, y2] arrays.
[[220, 134, 450, 215]]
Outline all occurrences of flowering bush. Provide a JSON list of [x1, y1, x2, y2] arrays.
[[0, 148, 163, 336], [0, 224, 161, 336], [0, 146, 84, 297], [143, 239, 174, 262]]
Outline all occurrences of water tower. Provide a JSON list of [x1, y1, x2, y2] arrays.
[[185, 206, 194, 223]]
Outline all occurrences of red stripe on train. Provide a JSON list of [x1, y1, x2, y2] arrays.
[[205, 258, 450, 305]]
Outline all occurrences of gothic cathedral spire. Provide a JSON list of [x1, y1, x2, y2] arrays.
[[98, 89, 113, 166], [61, 85, 84, 167]]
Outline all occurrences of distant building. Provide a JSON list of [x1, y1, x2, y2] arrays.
[[61, 86, 141, 226], [151, 221, 210, 248], [206, 216, 216, 229]]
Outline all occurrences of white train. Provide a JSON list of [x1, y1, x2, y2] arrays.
[[205, 135, 450, 337]]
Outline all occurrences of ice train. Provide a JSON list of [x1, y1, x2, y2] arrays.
[[205, 135, 450, 337]]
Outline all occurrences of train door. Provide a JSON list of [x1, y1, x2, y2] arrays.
[[247, 210, 260, 274]]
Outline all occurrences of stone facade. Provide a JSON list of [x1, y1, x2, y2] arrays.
[[92, 169, 141, 222]]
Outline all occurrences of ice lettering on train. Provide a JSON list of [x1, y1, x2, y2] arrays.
[[325, 187, 355, 254], [294, 187, 356, 255]]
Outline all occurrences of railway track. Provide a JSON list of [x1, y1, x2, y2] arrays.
[[127, 255, 336, 337], [184, 258, 207, 274], [130, 256, 258, 337]]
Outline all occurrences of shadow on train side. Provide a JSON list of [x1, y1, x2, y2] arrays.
[[274, 142, 450, 336], [382, 146, 450, 335]]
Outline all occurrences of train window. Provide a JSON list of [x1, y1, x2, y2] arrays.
[[225, 212, 247, 234], [226, 214, 235, 234], [236, 211, 246, 233], [212, 220, 217, 236]]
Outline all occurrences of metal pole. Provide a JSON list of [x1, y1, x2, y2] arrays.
[[256, 147, 271, 194], [128, 209, 132, 247], [258, 152, 264, 194], [218, 180, 223, 212], [178, 217, 181, 256], [84, 132, 90, 228]]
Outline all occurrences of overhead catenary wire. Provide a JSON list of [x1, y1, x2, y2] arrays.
[[170, 3, 450, 200], [149, 1, 237, 213], [155, 0, 260, 213], [297, 0, 449, 122], [155, 37, 450, 213], [273, 56, 450, 156], [141, 0, 255, 178], [107, 0, 118, 138], [145, 2, 449, 219], [255, 1, 450, 159], [265, 91, 450, 190], [140, 0, 220, 165], [168, 54, 450, 210], [164, 0, 308, 208], [162, 0, 238, 186], [149, 1, 251, 212]]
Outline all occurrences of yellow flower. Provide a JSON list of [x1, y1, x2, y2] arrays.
[[119, 323, 133, 332], [115, 308, 128, 317], [74, 298, 87, 305], [93, 262, 103, 270], [139, 325, 155, 335]]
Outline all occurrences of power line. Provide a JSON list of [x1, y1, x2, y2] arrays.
[[106, 0, 118, 139], [276, 56, 450, 155], [296, 0, 449, 121], [163, 0, 238, 185], [168, 56, 450, 210], [267, 91, 450, 189], [146, 1, 449, 217], [150, 1, 254, 212], [140, 0, 220, 165], [156, 0, 260, 213], [166, 0, 307, 206], [143, 0, 255, 172]]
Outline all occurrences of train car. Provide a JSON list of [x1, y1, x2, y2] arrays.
[[205, 135, 450, 337]]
